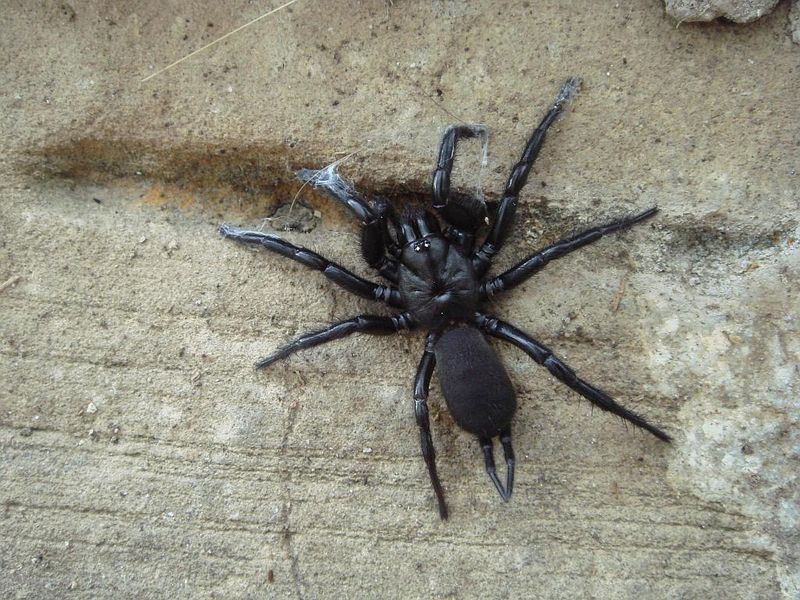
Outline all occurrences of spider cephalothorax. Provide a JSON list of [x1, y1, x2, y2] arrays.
[[220, 78, 670, 519], [396, 212, 480, 329]]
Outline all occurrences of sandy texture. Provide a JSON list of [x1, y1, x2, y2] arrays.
[[1, 1, 798, 598]]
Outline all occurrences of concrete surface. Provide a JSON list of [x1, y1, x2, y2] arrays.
[[1, 1, 798, 598]]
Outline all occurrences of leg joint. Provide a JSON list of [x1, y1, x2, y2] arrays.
[[481, 278, 505, 299], [392, 313, 413, 331], [472, 242, 497, 273], [373, 285, 400, 305], [474, 313, 499, 332], [543, 355, 576, 384]]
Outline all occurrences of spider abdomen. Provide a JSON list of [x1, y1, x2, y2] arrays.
[[434, 327, 517, 438]]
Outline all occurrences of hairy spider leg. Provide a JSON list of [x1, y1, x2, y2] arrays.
[[219, 225, 401, 307], [474, 313, 671, 442], [479, 431, 515, 501], [414, 332, 448, 520], [255, 313, 414, 369], [474, 78, 581, 276], [480, 208, 658, 299], [296, 167, 400, 282]]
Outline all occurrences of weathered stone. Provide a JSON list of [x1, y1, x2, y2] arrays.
[[790, 0, 800, 44], [665, 0, 781, 22]]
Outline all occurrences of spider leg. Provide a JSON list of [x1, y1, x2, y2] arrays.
[[431, 124, 488, 211], [297, 166, 400, 282], [431, 125, 491, 254], [362, 197, 401, 282], [480, 208, 658, 300], [474, 313, 671, 442], [414, 332, 448, 520], [474, 78, 581, 276], [219, 224, 401, 307], [256, 313, 414, 369]]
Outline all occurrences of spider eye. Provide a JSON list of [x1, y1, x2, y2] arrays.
[[413, 239, 432, 252]]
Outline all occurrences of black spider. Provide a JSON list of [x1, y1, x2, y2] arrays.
[[220, 78, 670, 520]]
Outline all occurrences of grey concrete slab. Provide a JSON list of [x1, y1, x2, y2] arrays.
[[1, 1, 797, 598]]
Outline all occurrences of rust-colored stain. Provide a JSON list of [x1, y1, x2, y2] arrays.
[[138, 182, 200, 210]]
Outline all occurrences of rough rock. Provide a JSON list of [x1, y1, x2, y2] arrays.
[[790, 0, 800, 43], [665, 0, 781, 22]]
